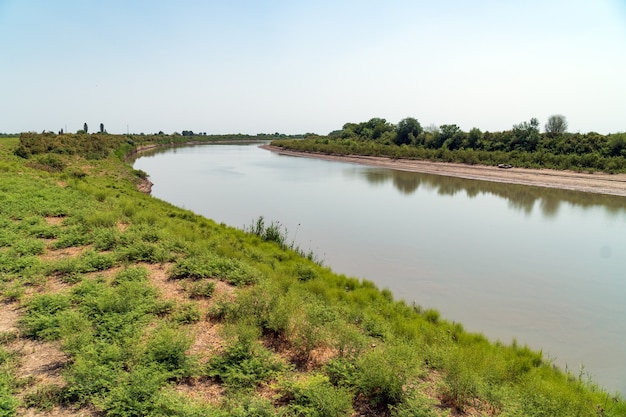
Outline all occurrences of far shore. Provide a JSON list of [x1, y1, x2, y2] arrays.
[[261, 145, 626, 197]]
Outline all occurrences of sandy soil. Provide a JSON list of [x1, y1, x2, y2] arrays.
[[261, 145, 626, 197]]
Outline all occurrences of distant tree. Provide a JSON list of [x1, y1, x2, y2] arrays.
[[83, 122, 88, 133], [437, 124, 463, 149], [465, 127, 482, 149], [395, 117, 423, 145], [100, 123, 104, 133], [545, 115, 568, 137], [512, 118, 540, 151]]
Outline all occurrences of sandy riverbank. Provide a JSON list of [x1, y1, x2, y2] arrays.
[[261, 145, 626, 197]]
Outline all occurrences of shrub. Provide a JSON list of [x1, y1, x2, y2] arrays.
[[23, 383, 66, 411], [355, 344, 422, 405], [84, 210, 118, 228], [21, 293, 72, 340], [295, 264, 317, 282], [99, 365, 168, 417], [440, 346, 487, 411], [170, 254, 260, 286], [144, 325, 194, 378], [280, 374, 353, 417], [389, 391, 439, 417], [79, 250, 115, 272], [112, 266, 148, 285], [34, 154, 66, 171], [171, 303, 201, 325], [206, 325, 285, 389], [10, 238, 45, 256], [186, 280, 216, 299], [0, 347, 18, 417]]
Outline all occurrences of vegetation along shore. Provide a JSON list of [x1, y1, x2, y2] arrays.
[[0, 131, 624, 416], [269, 116, 626, 197]]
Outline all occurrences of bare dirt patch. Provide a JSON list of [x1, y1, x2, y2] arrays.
[[187, 320, 224, 363], [10, 339, 68, 385], [20, 406, 101, 417], [40, 246, 85, 262], [0, 302, 20, 334], [44, 217, 64, 226], [175, 378, 225, 406]]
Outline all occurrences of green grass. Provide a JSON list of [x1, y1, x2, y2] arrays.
[[0, 133, 623, 416]]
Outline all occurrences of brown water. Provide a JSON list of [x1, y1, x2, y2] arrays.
[[134, 143, 626, 394]]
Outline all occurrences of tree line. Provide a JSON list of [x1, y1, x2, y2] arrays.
[[273, 116, 626, 173]]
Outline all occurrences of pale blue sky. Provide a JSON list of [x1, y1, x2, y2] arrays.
[[1, 0, 625, 135]]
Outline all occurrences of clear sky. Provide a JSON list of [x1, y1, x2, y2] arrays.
[[1, 0, 625, 135]]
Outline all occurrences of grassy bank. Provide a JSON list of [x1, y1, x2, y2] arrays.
[[0, 133, 624, 416]]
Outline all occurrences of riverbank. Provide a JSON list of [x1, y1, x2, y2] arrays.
[[2, 135, 625, 415], [262, 145, 626, 197]]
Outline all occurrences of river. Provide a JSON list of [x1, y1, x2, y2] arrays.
[[133, 142, 626, 394]]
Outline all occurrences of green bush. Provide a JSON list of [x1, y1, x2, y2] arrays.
[[355, 344, 422, 405], [92, 227, 123, 251], [170, 253, 260, 286], [144, 325, 194, 378], [441, 348, 484, 411], [171, 303, 201, 325], [99, 365, 168, 417], [206, 325, 285, 389], [280, 374, 353, 417], [79, 250, 116, 272], [21, 293, 72, 340], [10, 237, 46, 256], [0, 347, 18, 417], [389, 391, 439, 417], [186, 279, 216, 299], [23, 383, 66, 412], [112, 266, 149, 285]]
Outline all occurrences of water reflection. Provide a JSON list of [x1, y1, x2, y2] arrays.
[[350, 167, 626, 217]]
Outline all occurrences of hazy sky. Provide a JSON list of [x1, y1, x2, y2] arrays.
[[1, 1, 625, 135]]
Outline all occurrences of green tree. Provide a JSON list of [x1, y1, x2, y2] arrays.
[[366, 118, 394, 140], [512, 118, 540, 151], [545, 115, 567, 137], [395, 117, 423, 146], [465, 127, 482, 149], [437, 124, 463, 150]]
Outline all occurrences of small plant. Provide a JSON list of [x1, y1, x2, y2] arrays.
[[169, 254, 260, 286], [295, 264, 317, 282], [33, 154, 66, 171], [84, 211, 118, 228], [2, 283, 25, 302], [23, 383, 66, 411], [280, 374, 354, 417], [112, 266, 148, 285], [0, 346, 18, 416], [389, 391, 439, 417], [144, 325, 194, 378], [354, 344, 423, 405], [206, 325, 285, 389], [186, 280, 216, 299], [171, 303, 201, 325], [21, 293, 72, 340], [79, 250, 116, 272]]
